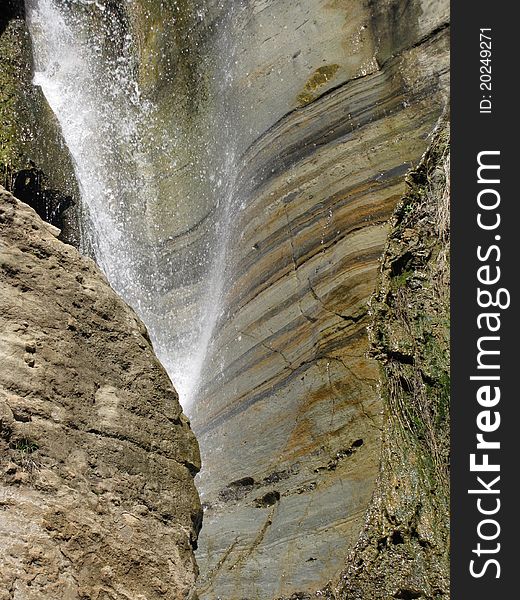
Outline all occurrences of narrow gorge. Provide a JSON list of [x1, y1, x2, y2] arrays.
[[1, 1, 450, 599]]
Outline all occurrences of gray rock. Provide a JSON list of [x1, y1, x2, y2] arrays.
[[95, 1, 449, 597]]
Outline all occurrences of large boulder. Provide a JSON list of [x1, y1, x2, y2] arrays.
[[0, 186, 201, 600]]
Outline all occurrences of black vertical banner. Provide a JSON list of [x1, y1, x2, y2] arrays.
[[452, 2, 516, 598]]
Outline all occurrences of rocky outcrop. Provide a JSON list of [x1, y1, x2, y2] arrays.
[[5, 1, 450, 598], [330, 121, 450, 600], [0, 1, 79, 243], [0, 187, 201, 599]]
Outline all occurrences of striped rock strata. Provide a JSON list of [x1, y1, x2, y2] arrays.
[[182, 2, 450, 599]]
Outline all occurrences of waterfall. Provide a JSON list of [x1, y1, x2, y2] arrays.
[[25, 0, 238, 410]]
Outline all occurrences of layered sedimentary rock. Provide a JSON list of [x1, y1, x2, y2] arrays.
[[331, 121, 450, 600], [10, 1, 450, 598], [182, 3, 449, 598], [0, 187, 201, 599]]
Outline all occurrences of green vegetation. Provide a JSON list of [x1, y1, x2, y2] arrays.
[[0, 9, 29, 185], [297, 64, 341, 106], [334, 120, 450, 599], [11, 438, 40, 472]]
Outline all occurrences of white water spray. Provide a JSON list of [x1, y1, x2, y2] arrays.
[[25, 0, 239, 409]]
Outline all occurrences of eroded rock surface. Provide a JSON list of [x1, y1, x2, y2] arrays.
[[0, 187, 201, 600], [330, 120, 450, 600], [5, 1, 450, 597]]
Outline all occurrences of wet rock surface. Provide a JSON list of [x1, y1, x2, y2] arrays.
[[329, 121, 450, 600], [182, 2, 449, 598], [0, 187, 201, 599], [0, 2, 79, 245]]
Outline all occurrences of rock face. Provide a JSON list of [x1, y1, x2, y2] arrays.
[[0, 0, 79, 244], [0, 187, 201, 599], [331, 120, 450, 600], [177, 2, 449, 598], [6, 1, 450, 598]]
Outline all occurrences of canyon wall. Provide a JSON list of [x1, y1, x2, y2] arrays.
[[331, 121, 450, 599], [0, 187, 201, 599], [2, 1, 450, 598], [159, 2, 448, 598]]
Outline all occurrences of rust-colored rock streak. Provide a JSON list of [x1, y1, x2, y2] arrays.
[[189, 3, 449, 599]]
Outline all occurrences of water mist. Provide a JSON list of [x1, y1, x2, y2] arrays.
[[25, 0, 241, 410]]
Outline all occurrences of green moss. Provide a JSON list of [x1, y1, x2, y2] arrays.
[[128, 0, 209, 120], [297, 64, 340, 106], [0, 9, 80, 243], [335, 120, 450, 599], [390, 268, 413, 289], [0, 13, 28, 180]]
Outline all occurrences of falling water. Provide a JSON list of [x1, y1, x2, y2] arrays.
[[25, 0, 239, 410]]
